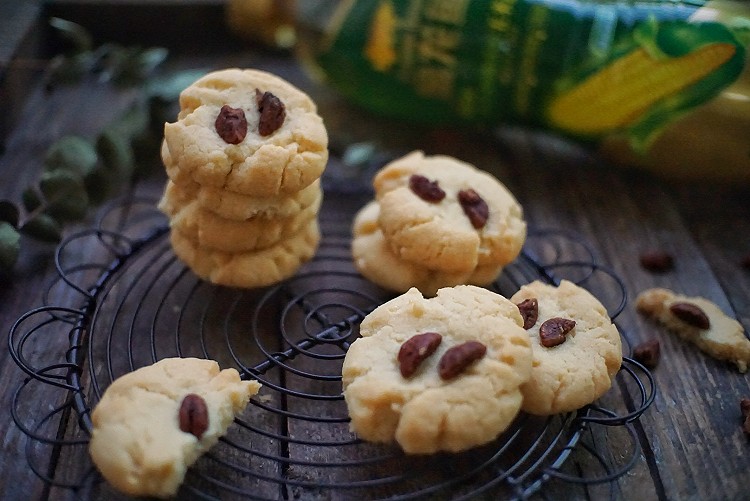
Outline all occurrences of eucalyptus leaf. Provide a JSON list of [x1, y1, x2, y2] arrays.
[[40, 170, 89, 221], [46, 52, 94, 87], [21, 213, 63, 243], [96, 129, 135, 183], [145, 69, 206, 102], [0, 200, 20, 227], [108, 46, 169, 86], [107, 106, 149, 141], [0, 222, 21, 273], [49, 17, 93, 53], [45, 135, 99, 176]]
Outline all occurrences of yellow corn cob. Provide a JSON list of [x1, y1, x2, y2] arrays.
[[547, 43, 736, 135]]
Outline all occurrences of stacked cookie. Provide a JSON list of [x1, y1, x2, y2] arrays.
[[352, 151, 527, 296], [158, 68, 328, 288]]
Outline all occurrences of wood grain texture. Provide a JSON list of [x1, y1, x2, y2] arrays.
[[1, 21, 749, 501]]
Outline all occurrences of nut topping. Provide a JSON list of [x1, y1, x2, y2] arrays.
[[409, 174, 445, 202], [179, 393, 209, 439], [255, 88, 285, 136], [539, 317, 576, 348], [398, 332, 443, 378], [639, 250, 674, 273], [516, 298, 539, 330], [632, 339, 660, 369], [458, 189, 489, 229], [215, 105, 247, 144], [669, 302, 710, 330], [438, 341, 487, 380]]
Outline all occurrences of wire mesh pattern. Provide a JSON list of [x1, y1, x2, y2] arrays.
[[9, 194, 654, 500]]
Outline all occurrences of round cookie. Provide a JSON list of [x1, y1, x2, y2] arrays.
[[170, 219, 320, 288], [89, 357, 261, 498], [509, 280, 623, 416], [163, 68, 328, 197], [351, 201, 503, 296], [374, 151, 526, 272], [163, 186, 322, 253], [342, 286, 533, 454]]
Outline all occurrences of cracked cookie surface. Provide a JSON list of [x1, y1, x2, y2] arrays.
[[351, 201, 503, 296], [163, 68, 328, 197], [89, 357, 260, 498], [342, 286, 532, 454], [510, 280, 623, 415], [374, 151, 526, 272]]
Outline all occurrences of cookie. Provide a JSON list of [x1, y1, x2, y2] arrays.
[[351, 201, 503, 296], [373, 151, 526, 272], [163, 68, 328, 197], [170, 219, 320, 288], [510, 280, 623, 416], [342, 286, 532, 454], [89, 357, 261, 498], [162, 185, 322, 253], [160, 139, 323, 221], [636, 287, 750, 372]]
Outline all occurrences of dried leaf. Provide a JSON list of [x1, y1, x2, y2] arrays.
[[39, 170, 89, 221], [44, 135, 98, 176], [0, 200, 20, 227], [21, 213, 63, 243], [0, 222, 21, 273]]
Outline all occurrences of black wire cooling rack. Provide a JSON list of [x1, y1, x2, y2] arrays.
[[8, 191, 655, 501]]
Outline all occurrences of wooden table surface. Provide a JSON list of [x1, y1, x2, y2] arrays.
[[1, 7, 749, 501]]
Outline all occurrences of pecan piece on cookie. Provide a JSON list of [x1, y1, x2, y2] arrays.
[[409, 174, 446, 202], [179, 393, 209, 439], [438, 340, 487, 380], [215, 105, 247, 144], [516, 298, 539, 329], [398, 332, 443, 377], [669, 302, 710, 330], [458, 188, 489, 229], [255, 88, 286, 136], [539, 317, 576, 348]]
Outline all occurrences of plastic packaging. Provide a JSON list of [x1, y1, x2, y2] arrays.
[[295, 0, 750, 181]]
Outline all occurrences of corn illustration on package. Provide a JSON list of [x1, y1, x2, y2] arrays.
[[305, 0, 750, 180]]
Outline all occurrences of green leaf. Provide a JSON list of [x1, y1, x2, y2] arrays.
[[39, 170, 89, 221], [96, 128, 135, 183], [107, 105, 149, 141], [145, 69, 206, 102], [21, 213, 63, 243], [104, 46, 169, 86], [0, 222, 21, 273], [0, 200, 20, 227], [49, 17, 93, 53], [46, 52, 93, 87], [44, 135, 99, 176], [83, 165, 114, 205]]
